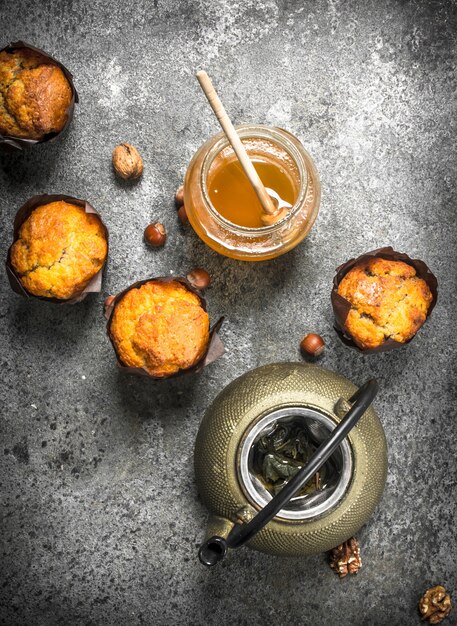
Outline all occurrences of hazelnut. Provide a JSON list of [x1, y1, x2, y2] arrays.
[[175, 185, 184, 206], [144, 223, 166, 247], [112, 143, 143, 180], [187, 268, 211, 291], [177, 204, 189, 225], [300, 333, 325, 358]]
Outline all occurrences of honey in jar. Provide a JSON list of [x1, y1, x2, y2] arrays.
[[207, 154, 297, 229], [184, 125, 320, 261]]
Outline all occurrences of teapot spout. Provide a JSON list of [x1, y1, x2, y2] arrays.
[[205, 514, 235, 540], [199, 515, 235, 566]]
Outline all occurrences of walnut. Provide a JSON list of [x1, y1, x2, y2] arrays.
[[419, 586, 452, 624], [112, 143, 143, 180], [329, 537, 362, 578]]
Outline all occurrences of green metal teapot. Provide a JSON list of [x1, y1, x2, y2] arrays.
[[194, 362, 387, 566]]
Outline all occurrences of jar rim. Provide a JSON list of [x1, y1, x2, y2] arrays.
[[200, 124, 309, 234]]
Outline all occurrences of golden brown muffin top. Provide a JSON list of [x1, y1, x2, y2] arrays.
[[10, 201, 108, 300], [337, 257, 433, 349], [0, 48, 72, 140], [110, 280, 210, 377]]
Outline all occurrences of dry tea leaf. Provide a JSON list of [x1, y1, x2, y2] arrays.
[[252, 421, 326, 497]]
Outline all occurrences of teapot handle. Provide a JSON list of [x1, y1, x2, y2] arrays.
[[199, 378, 378, 566]]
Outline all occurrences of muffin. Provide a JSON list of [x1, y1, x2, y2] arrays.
[[109, 280, 210, 377], [10, 200, 108, 300], [0, 47, 73, 140], [336, 257, 433, 350]]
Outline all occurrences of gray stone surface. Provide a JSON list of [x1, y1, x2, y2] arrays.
[[0, 1, 456, 624]]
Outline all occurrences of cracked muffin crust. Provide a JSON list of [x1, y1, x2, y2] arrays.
[[109, 280, 210, 377], [10, 200, 108, 300], [337, 257, 433, 349], [0, 47, 72, 140]]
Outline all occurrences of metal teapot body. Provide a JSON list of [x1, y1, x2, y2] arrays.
[[194, 362, 387, 560]]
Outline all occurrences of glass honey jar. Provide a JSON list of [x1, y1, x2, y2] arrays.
[[183, 125, 320, 261]]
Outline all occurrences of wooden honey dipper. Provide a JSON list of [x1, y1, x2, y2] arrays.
[[196, 70, 289, 226]]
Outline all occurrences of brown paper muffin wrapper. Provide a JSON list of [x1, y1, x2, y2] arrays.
[[331, 246, 438, 353], [0, 41, 78, 152], [105, 276, 225, 379], [6, 193, 109, 304]]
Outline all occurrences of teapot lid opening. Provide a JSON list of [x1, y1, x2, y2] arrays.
[[238, 406, 353, 521]]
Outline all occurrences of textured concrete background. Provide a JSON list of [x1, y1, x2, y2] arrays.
[[0, 1, 456, 625]]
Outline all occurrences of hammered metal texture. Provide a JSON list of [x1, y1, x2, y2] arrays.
[[194, 362, 388, 556]]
